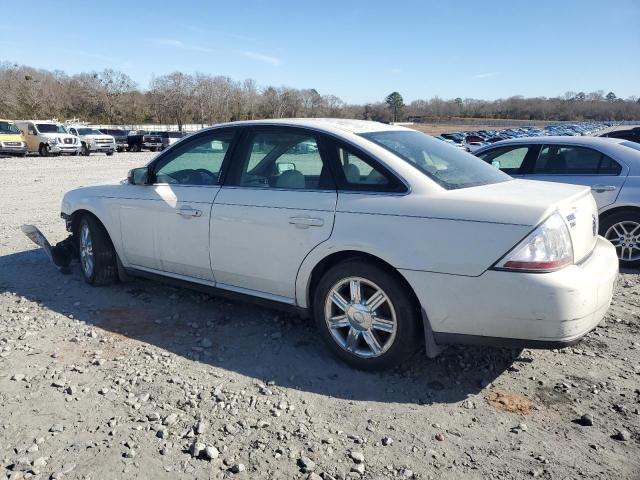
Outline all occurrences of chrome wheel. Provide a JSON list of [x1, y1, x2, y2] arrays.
[[324, 277, 397, 358], [605, 220, 640, 261], [79, 222, 94, 278]]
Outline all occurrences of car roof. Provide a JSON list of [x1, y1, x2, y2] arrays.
[[478, 136, 625, 149], [211, 118, 411, 135]]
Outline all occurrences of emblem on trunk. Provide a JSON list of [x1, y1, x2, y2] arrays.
[[566, 213, 577, 228]]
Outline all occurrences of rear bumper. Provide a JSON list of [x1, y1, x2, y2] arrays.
[[402, 236, 618, 347]]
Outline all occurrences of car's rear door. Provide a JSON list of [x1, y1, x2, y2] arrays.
[[210, 126, 337, 301], [525, 144, 628, 210], [119, 128, 237, 280]]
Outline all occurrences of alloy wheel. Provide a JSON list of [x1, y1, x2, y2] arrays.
[[324, 277, 397, 358], [79, 222, 94, 278], [605, 220, 640, 261]]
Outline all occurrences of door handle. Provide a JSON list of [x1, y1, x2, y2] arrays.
[[177, 206, 202, 217], [591, 185, 617, 192], [289, 216, 324, 228]]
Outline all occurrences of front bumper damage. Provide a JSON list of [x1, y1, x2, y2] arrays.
[[21, 223, 76, 273]]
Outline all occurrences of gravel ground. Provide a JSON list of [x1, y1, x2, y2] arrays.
[[1, 151, 639, 480]]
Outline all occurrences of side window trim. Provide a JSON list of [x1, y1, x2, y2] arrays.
[[149, 127, 240, 185], [221, 126, 336, 192]]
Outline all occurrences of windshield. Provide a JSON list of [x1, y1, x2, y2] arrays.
[[77, 128, 103, 135], [0, 122, 20, 134], [37, 123, 67, 134], [360, 130, 511, 190], [621, 141, 640, 153]]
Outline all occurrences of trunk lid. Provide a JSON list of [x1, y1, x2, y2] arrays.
[[430, 179, 598, 263]]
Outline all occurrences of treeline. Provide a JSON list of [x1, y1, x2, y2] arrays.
[[0, 62, 638, 128]]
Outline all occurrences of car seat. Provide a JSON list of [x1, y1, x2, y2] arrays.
[[276, 169, 305, 189], [344, 163, 361, 183]]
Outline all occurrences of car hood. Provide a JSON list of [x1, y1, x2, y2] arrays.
[[41, 133, 77, 140], [0, 133, 24, 142], [84, 134, 114, 140]]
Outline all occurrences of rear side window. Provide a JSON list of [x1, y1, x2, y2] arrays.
[[231, 130, 332, 190], [534, 145, 621, 175], [477, 146, 530, 174]]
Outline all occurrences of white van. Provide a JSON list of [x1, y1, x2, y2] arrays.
[[15, 121, 81, 157]]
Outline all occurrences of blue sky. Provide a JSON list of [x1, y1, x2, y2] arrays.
[[1, 0, 638, 104]]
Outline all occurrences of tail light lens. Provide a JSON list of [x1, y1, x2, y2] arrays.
[[495, 212, 573, 272]]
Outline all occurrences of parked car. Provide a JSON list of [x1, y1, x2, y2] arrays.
[[99, 128, 130, 152], [160, 131, 185, 150], [475, 136, 640, 266], [67, 125, 116, 156], [15, 120, 81, 157], [127, 130, 163, 152], [0, 119, 27, 156], [49, 119, 619, 369], [600, 127, 640, 144]]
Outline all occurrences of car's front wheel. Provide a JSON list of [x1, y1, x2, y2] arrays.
[[601, 211, 640, 268], [78, 215, 118, 285], [313, 259, 421, 370], [38, 144, 49, 157]]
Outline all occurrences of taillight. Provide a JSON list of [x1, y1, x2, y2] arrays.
[[494, 212, 574, 272]]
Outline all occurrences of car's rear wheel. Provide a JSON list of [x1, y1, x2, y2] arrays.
[[78, 215, 118, 285], [81, 143, 90, 156], [38, 144, 49, 157], [106, 151, 114, 156], [313, 259, 421, 370], [601, 211, 640, 268]]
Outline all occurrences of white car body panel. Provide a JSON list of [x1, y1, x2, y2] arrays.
[[211, 187, 337, 299], [59, 119, 618, 351]]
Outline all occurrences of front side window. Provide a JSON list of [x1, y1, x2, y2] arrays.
[[534, 145, 621, 175], [477, 146, 530, 174], [360, 130, 511, 190], [154, 130, 234, 185], [234, 131, 331, 190]]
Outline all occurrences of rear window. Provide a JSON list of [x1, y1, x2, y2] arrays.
[[359, 130, 511, 190]]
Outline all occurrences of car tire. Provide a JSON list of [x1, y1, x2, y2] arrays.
[[81, 143, 90, 156], [106, 151, 114, 156], [77, 215, 118, 286], [38, 144, 49, 157], [133, 143, 141, 152], [600, 210, 640, 268], [313, 259, 421, 370], [150, 147, 157, 152]]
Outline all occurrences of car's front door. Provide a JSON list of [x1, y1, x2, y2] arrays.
[[119, 129, 236, 280], [525, 144, 627, 210], [210, 127, 337, 301]]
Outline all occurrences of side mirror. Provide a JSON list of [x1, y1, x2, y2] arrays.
[[128, 167, 149, 185]]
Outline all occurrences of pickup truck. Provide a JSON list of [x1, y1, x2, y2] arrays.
[[127, 130, 163, 152], [99, 128, 130, 152]]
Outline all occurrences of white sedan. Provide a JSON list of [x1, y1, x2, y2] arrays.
[[56, 119, 618, 369]]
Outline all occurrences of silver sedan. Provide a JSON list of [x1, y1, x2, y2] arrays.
[[475, 136, 640, 267]]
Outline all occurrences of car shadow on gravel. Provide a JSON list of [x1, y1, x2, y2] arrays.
[[2, 249, 529, 405]]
